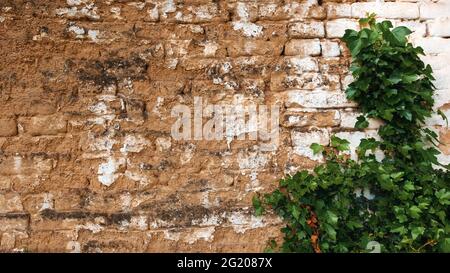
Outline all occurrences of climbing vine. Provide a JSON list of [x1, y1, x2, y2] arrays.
[[253, 15, 450, 253]]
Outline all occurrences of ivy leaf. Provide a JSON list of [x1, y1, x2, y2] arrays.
[[435, 189, 450, 205], [291, 205, 300, 220], [324, 223, 337, 241], [391, 226, 407, 235], [327, 211, 339, 225], [331, 136, 351, 152], [437, 109, 448, 127], [409, 206, 422, 219], [411, 227, 425, 240], [355, 115, 369, 129], [391, 26, 412, 45], [252, 195, 264, 216], [310, 143, 324, 155]]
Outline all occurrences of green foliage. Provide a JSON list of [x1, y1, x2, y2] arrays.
[[254, 16, 449, 253]]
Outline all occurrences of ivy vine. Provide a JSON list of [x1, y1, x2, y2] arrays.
[[253, 15, 450, 253]]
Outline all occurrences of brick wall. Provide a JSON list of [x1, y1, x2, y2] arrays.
[[0, 0, 449, 252]]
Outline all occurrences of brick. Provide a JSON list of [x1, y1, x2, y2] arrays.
[[334, 131, 382, 160], [422, 53, 450, 71], [227, 40, 283, 57], [428, 18, 450, 37], [0, 156, 54, 176], [351, 3, 419, 19], [283, 57, 319, 73], [412, 37, 450, 54], [426, 109, 450, 127], [0, 193, 24, 213], [282, 110, 340, 127], [326, 19, 359, 38], [0, 216, 29, 232], [420, 2, 450, 20], [0, 119, 17, 137], [286, 90, 357, 108], [393, 20, 426, 38], [439, 129, 450, 155], [433, 89, 450, 109], [285, 39, 321, 56], [288, 22, 325, 38], [0, 176, 11, 191], [321, 41, 341, 57], [326, 3, 351, 19], [291, 129, 330, 160], [27, 115, 67, 136], [339, 111, 383, 129], [271, 72, 322, 91], [433, 69, 450, 90]]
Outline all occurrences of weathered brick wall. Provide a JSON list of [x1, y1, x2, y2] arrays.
[[0, 0, 449, 252]]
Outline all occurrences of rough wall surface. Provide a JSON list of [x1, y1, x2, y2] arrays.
[[0, 0, 449, 252]]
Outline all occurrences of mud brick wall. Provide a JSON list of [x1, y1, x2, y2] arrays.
[[0, 0, 449, 252]]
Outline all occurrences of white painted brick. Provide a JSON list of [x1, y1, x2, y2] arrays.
[[334, 131, 382, 161], [341, 74, 354, 90], [393, 20, 426, 38], [433, 89, 450, 109], [339, 111, 384, 129], [433, 69, 450, 90], [326, 19, 359, 38], [436, 154, 450, 169], [352, 2, 419, 19], [321, 41, 340, 57], [412, 37, 450, 54], [420, 2, 450, 19], [285, 39, 321, 56], [288, 22, 325, 38], [285, 56, 319, 72], [326, 3, 351, 19], [421, 53, 450, 71], [292, 129, 329, 161], [286, 90, 357, 109], [428, 18, 450, 37], [425, 109, 450, 126]]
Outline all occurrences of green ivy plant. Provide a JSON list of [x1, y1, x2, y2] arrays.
[[254, 15, 450, 253]]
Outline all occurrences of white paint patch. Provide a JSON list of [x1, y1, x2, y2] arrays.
[[13, 156, 22, 173], [110, 7, 122, 19], [227, 211, 265, 234], [120, 193, 132, 212], [232, 22, 263, 38], [147, 5, 159, 21], [88, 101, 109, 115], [201, 191, 210, 208], [180, 144, 196, 165], [237, 151, 268, 170], [232, 2, 263, 38], [97, 157, 125, 186], [155, 137, 172, 152], [202, 41, 219, 57], [292, 129, 330, 161], [67, 0, 84, 6], [76, 222, 104, 234], [56, 4, 100, 20], [40, 193, 54, 211], [162, 0, 176, 18], [130, 215, 148, 230], [120, 135, 148, 154], [152, 97, 165, 117], [87, 29, 100, 42], [185, 227, 215, 244], [68, 24, 85, 38]]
